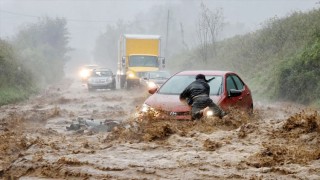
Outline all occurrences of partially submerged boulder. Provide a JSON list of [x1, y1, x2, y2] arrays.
[[66, 117, 119, 133]]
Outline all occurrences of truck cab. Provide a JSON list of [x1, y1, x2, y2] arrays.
[[118, 34, 165, 89]]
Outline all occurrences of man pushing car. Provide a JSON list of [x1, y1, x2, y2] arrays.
[[180, 74, 225, 120]]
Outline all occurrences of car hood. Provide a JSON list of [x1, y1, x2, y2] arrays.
[[89, 76, 111, 80], [145, 93, 220, 112]]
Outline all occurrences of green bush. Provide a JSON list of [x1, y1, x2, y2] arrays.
[[0, 39, 36, 105], [277, 36, 320, 104], [0, 87, 36, 106]]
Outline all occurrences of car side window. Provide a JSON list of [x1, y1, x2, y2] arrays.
[[232, 75, 244, 90], [208, 76, 222, 95], [226, 76, 236, 92]]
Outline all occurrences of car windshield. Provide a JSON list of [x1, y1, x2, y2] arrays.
[[158, 75, 223, 95], [91, 71, 112, 77], [148, 71, 170, 79], [129, 55, 159, 67]]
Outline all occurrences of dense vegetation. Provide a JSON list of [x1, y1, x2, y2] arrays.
[[170, 8, 320, 107], [277, 34, 320, 105], [13, 17, 70, 86], [0, 17, 70, 106], [0, 40, 35, 105]]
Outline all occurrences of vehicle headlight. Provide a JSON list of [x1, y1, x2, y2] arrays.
[[141, 103, 150, 112], [80, 69, 89, 78], [147, 81, 157, 89], [206, 110, 214, 117], [128, 72, 135, 78], [134, 103, 152, 118], [139, 103, 161, 118]]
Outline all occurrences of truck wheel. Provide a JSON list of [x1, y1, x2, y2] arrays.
[[120, 75, 126, 89], [111, 82, 116, 90], [126, 80, 132, 90]]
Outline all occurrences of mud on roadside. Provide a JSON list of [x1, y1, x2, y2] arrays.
[[247, 110, 320, 168]]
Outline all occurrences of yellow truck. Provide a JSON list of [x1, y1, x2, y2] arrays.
[[117, 34, 165, 89]]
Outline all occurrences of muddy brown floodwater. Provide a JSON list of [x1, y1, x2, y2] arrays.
[[0, 79, 319, 179]]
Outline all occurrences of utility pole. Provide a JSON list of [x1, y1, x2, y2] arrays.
[[165, 10, 170, 58]]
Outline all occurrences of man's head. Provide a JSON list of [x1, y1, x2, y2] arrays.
[[196, 74, 206, 81]]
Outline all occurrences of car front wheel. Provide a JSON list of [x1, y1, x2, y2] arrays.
[[88, 85, 95, 92], [111, 82, 116, 90]]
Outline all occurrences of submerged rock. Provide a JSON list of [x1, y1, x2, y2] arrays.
[[66, 117, 119, 132]]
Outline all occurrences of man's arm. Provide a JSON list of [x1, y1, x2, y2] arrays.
[[204, 82, 210, 96], [180, 85, 190, 101]]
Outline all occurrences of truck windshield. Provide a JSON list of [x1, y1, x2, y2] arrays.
[[129, 55, 158, 67]]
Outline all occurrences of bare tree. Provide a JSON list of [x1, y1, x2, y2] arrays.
[[180, 22, 189, 51], [196, 2, 224, 62]]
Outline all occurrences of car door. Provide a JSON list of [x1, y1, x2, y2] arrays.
[[231, 74, 252, 109], [221, 74, 247, 110]]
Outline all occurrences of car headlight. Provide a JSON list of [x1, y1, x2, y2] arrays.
[[206, 110, 214, 117], [138, 103, 161, 118], [80, 69, 89, 78], [128, 72, 135, 78], [141, 103, 151, 112]]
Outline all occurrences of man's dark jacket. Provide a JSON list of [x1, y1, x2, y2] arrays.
[[179, 79, 210, 106]]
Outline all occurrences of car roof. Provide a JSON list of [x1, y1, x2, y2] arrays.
[[175, 70, 233, 76]]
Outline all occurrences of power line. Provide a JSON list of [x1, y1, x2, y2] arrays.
[[0, 9, 120, 23], [0, 9, 39, 18]]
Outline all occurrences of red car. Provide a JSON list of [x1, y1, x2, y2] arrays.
[[139, 70, 253, 120]]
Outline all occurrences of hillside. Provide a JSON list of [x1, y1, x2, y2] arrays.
[[169, 8, 320, 107]]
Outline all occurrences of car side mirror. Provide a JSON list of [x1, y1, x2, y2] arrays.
[[148, 87, 158, 94], [229, 89, 242, 97]]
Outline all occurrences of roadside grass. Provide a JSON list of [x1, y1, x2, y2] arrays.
[[311, 100, 320, 109], [0, 87, 36, 106]]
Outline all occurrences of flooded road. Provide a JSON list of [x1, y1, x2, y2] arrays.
[[0, 79, 319, 179]]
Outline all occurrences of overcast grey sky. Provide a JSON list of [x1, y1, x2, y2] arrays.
[[0, 0, 318, 51]]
